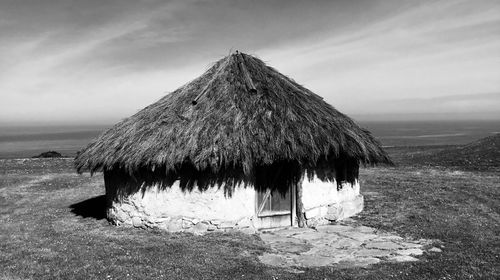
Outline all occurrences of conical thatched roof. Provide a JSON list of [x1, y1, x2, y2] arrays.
[[75, 52, 391, 192]]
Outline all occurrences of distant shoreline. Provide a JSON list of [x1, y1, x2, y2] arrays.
[[0, 120, 498, 160]]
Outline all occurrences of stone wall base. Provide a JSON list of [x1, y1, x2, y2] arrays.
[[107, 201, 257, 235], [107, 194, 363, 235]]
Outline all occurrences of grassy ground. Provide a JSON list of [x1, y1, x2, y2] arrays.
[[0, 147, 499, 279]]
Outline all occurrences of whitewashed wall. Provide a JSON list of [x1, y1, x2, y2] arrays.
[[107, 175, 363, 232], [301, 177, 363, 225]]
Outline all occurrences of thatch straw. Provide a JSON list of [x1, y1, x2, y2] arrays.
[[75, 52, 392, 195]]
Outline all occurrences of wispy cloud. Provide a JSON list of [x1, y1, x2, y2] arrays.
[[0, 0, 499, 124]]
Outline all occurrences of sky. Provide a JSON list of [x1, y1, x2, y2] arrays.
[[0, 0, 499, 125]]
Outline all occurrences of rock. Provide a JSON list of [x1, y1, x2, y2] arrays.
[[305, 218, 321, 228], [217, 221, 235, 229], [388, 255, 419, 262], [210, 220, 221, 226], [120, 203, 135, 214], [155, 217, 172, 223], [372, 235, 403, 241], [354, 249, 392, 257], [132, 217, 142, 227], [190, 222, 209, 235], [111, 208, 128, 222], [157, 223, 169, 231], [182, 219, 193, 229], [353, 257, 381, 267], [325, 205, 343, 221], [167, 221, 183, 232], [399, 242, 423, 249], [397, 248, 424, 256], [207, 224, 217, 231], [428, 247, 442, 253], [365, 241, 402, 250]]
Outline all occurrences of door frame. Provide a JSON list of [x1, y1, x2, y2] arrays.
[[253, 184, 297, 228]]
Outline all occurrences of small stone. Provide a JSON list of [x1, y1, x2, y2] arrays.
[[190, 222, 208, 235], [388, 255, 419, 262], [156, 217, 171, 223], [373, 235, 403, 241], [120, 203, 135, 213], [428, 247, 442, 253], [111, 208, 128, 222], [365, 241, 402, 250], [397, 248, 424, 256], [305, 218, 321, 228], [207, 224, 217, 231], [132, 217, 142, 227], [218, 221, 235, 229], [354, 249, 391, 257], [157, 223, 169, 231], [399, 242, 423, 249], [210, 220, 221, 226], [167, 221, 183, 232], [325, 205, 343, 221], [354, 257, 381, 267]]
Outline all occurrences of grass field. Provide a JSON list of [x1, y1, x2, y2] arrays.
[[1, 146, 499, 279]]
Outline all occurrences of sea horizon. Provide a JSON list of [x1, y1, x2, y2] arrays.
[[0, 119, 498, 159]]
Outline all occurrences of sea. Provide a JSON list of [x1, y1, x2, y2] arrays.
[[0, 121, 498, 159]]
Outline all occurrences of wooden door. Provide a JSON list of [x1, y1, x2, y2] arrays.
[[255, 187, 294, 229]]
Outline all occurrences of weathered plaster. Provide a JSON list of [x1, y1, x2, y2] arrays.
[[107, 176, 364, 233], [301, 177, 363, 226]]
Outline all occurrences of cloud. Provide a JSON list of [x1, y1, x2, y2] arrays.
[[0, 0, 499, 124], [258, 0, 500, 114]]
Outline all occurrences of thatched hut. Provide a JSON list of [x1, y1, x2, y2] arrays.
[[75, 52, 391, 233]]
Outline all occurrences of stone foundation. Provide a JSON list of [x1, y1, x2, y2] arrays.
[[107, 183, 257, 235], [106, 177, 363, 234]]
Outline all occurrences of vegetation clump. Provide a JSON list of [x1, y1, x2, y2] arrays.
[[33, 151, 62, 158]]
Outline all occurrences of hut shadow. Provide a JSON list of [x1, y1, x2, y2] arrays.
[[70, 195, 107, 220]]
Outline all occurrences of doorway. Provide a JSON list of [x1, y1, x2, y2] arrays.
[[255, 186, 295, 228]]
